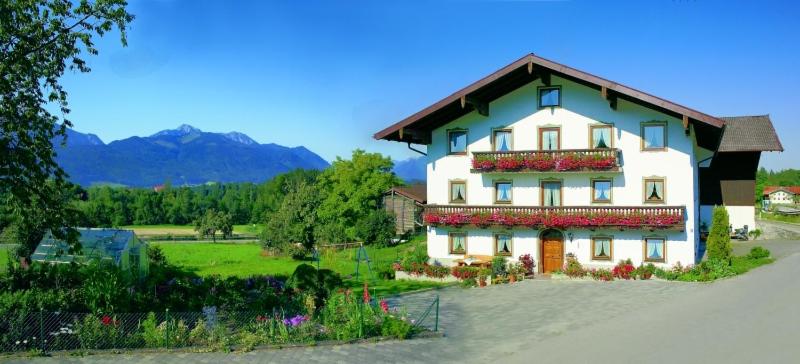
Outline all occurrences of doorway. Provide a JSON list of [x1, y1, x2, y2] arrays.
[[540, 229, 564, 273]]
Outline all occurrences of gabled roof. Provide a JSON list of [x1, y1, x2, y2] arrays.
[[374, 53, 727, 144], [764, 186, 800, 196], [386, 185, 427, 204], [718, 115, 784, 152]]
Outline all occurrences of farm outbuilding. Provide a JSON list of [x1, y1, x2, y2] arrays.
[[383, 185, 426, 235], [31, 228, 149, 278]]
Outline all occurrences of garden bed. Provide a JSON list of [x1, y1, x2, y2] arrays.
[[0, 291, 439, 356], [395, 271, 459, 283], [549, 247, 775, 283]]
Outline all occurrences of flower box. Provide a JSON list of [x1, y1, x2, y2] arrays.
[[471, 149, 619, 173], [423, 206, 684, 230]]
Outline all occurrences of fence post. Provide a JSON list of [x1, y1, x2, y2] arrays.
[[39, 308, 45, 353], [434, 295, 439, 332], [165, 309, 170, 348]]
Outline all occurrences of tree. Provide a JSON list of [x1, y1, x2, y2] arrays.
[[262, 180, 319, 259], [354, 209, 396, 247], [217, 210, 233, 239], [315, 150, 401, 242], [192, 209, 233, 243], [1, 0, 134, 256], [706, 206, 732, 263], [194, 209, 219, 242]]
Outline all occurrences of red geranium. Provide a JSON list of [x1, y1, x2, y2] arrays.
[[496, 157, 522, 170]]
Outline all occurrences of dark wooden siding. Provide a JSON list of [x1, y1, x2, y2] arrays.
[[699, 152, 761, 206], [383, 193, 423, 234]]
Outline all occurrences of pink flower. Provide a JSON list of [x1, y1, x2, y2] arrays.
[[363, 282, 371, 304], [380, 300, 389, 313]]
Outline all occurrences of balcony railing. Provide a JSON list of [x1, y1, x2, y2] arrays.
[[423, 205, 685, 231], [471, 148, 620, 173]]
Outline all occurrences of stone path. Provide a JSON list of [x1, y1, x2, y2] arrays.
[[10, 239, 800, 364]]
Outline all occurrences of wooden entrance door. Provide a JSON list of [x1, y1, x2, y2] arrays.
[[541, 231, 564, 273]]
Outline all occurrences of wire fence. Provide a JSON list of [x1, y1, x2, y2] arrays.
[[0, 295, 439, 355]]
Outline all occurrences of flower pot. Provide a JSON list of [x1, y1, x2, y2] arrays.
[[479, 279, 487, 287], [509, 274, 517, 283], [643, 272, 653, 280]]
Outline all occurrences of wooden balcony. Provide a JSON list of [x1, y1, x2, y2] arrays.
[[423, 205, 685, 231], [471, 148, 621, 173]]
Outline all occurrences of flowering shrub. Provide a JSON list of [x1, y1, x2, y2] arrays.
[[395, 262, 450, 279], [589, 268, 613, 281], [612, 259, 635, 280], [518, 254, 535, 275], [424, 210, 682, 229], [563, 255, 586, 278], [450, 266, 480, 280], [472, 152, 617, 172]]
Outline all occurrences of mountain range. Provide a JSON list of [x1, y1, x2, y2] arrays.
[[54, 125, 427, 187], [54, 124, 330, 187]]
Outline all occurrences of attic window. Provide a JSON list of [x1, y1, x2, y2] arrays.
[[539, 86, 561, 108], [448, 129, 468, 155]]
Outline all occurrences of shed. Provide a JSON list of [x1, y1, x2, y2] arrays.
[[31, 228, 149, 278], [383, 185, 426, 235]]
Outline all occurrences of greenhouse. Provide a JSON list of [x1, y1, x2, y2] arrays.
[[31, 228, 149, 278]]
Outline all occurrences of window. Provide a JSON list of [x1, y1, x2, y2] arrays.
[[449, 232, 467, 254], [539, 127, 560, 150], [592, 236, 613, 261], [539, 86, 561, 108], [643, 178, 665, 203], [449, 180, 467, 204], [592, 179, 612, 203], [495, 233, 513, 256], [492, 129, 513, 152], [495, 181, 512, 204], [448, 129, 468, 155], [590, 125, 613, 149], [641, 122, 666, 150], [644, 237, 666, 263], [541, 180, 562, 207]]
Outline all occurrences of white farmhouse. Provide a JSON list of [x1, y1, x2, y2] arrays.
[[375, 54, 782, 272], [763, 186, 799, 205]]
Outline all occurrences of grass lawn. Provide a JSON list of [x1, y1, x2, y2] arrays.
[[122, 224, 263, 237], [730, 255, 774, 275], [759, 212, 800, 224], [0, 247, 8, 273], [152, 235, 449, 295]]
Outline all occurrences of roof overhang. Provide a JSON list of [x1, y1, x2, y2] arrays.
[[374, 53, 727, 145]]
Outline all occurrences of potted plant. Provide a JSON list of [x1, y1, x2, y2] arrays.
[[507, 262, 525, 283], [637, 263, 656, 280], [478, 268, 491, 287]]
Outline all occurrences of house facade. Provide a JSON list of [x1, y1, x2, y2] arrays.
[[374, 54, 782, 272], [763, 186, 800, 205]]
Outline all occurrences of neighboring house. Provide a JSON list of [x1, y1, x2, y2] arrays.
[[383, 185, 427, 235], [763, 186, 800, 205], [31, 228, 150, 278], [374, 54, 782, 272]]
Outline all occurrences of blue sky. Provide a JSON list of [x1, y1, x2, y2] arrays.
[[59, 0, 799, 170]]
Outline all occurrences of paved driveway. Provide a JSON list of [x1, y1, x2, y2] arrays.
[[11, 239, 800, 364]]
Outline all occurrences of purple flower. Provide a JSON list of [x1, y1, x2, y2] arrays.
[[282, 315, 309, 327]]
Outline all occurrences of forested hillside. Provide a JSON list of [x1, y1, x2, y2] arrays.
[[756, 168, 800, 199]]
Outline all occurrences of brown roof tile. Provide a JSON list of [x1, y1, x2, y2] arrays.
[[387, 184, 426, 203], [718, 115, 783, 152]]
